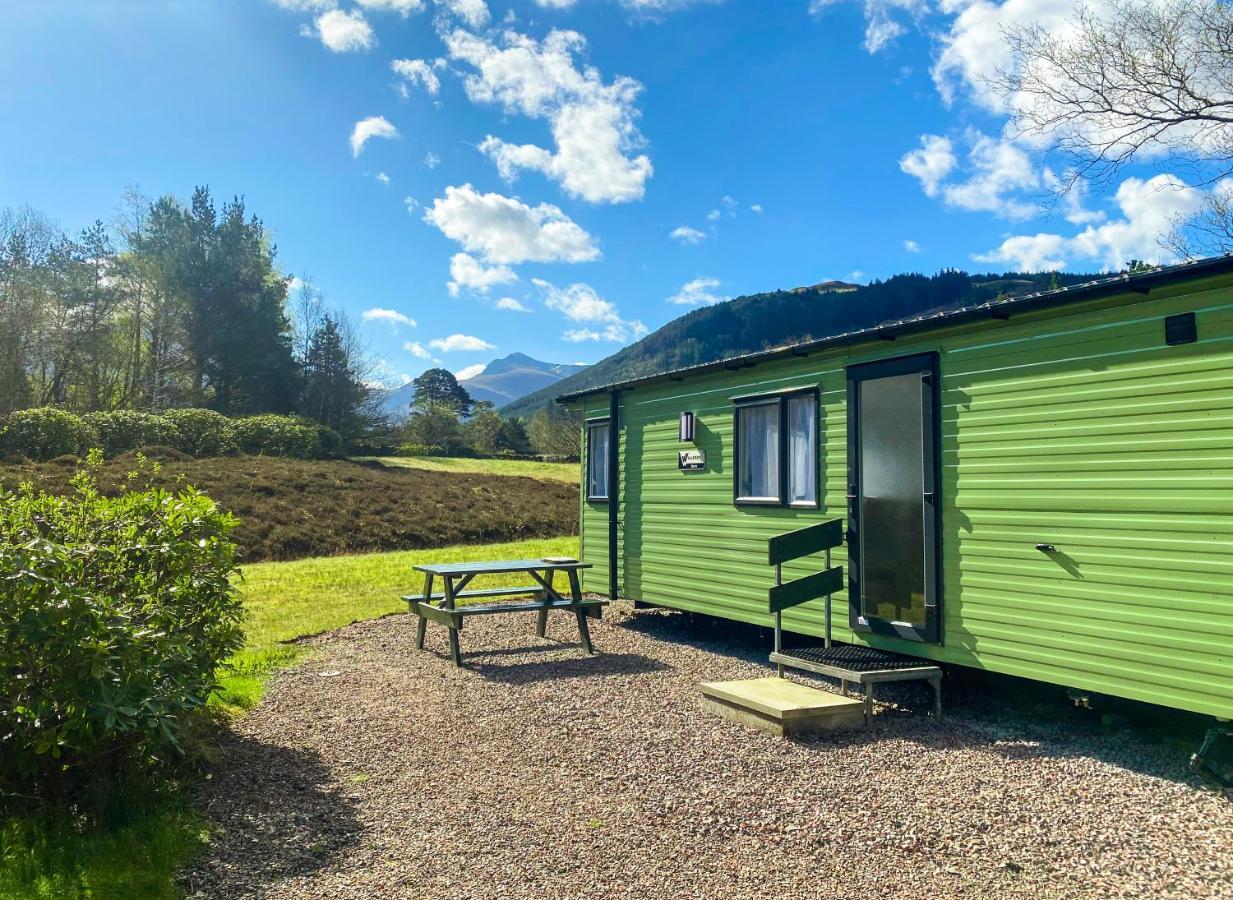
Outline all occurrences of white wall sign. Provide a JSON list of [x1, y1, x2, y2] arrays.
[[678, 449, 706, 471]]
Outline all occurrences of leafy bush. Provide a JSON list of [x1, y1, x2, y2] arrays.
[[161, 408, 235, 457], [0, 408, 98, 461], [82, 410, 181, 457], [397, 442, 446, 457], [315, 424, 344, 458], [0, 455, 243, 796], [232, 415, 322, 459]]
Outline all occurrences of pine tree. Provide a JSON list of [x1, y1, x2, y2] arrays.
[[302, 315, 367, 440], [410, 368, 473, 417]]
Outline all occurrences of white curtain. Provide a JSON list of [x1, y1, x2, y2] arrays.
[[787, 396, 816, 504], [739, 403, 779, 499], [588, 423, 609, 498]]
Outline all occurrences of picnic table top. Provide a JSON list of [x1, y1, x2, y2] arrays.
[[413, 558, 592, 576]]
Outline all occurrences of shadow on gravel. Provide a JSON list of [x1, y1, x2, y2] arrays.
[[178, 729, 362, 899], [468, 651, 669, 685], [617, 608, 1213, 789]]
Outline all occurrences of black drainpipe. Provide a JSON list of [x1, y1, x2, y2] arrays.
[[608, 389, 619, 603]]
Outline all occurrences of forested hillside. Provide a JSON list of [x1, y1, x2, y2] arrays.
[[502, 270, 1097, 416]]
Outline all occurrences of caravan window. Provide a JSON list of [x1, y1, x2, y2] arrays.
[[587, 419, 610, 501], [734, 390, 818, 507], [736, 401, 781, 502]]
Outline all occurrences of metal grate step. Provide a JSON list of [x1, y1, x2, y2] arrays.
[[775, 644, 933, 673]]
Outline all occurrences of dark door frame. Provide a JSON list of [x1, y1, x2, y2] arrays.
[[845, 351, 942, 644]]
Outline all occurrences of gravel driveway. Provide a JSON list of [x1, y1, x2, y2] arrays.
[[181, 606, 1233, 900]]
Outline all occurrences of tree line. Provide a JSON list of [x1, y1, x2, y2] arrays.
[[0, 187, 377, 445], [403, 367, 580, 458]]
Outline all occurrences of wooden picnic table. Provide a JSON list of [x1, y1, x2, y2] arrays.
[[404, 558, 602, 667]]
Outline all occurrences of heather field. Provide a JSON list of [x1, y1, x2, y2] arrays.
[[0, 453, 578, 562]]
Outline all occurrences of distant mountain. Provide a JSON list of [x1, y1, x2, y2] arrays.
[[502, 270, 1098, 419], [378, 353, 588, 421], [462, 353, 588, 406]]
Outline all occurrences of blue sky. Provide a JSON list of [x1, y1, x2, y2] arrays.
[[0, 0, 1206, 385]]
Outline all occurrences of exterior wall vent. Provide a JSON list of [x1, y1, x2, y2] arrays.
[[1165, 312, 1197, 346]]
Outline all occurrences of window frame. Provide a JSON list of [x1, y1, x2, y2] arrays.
[[585, 417, 611, 503], [731, 387, 820, 509]]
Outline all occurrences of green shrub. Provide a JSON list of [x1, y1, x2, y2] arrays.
[[161, 408, 235, 457], [0, 408, 98, 461], [232, 415, 321, 459], [396, 442, 442, 457], [82, 410, 181, 458], [0, 455, 242, 796], [315, 424, 344, 458]]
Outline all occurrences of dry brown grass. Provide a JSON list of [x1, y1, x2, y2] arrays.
[[0, 452, 579, 563]]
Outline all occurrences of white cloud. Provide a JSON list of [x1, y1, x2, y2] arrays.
[[446, 29, 652, 203], [942, 133, 1040, 219], [351, 116, 399, 157], [495, 296, 531, 311], [356, 0, 425, 14], [900, 134, 957, 198], [368, 358, 413, 389], [975, 174, 1206, 271], [535, 278, 647, 342], [667, 276, 726, 306], [363, 307, 417, 328], [975, 233, 1069, 271], [436, 0, 491, 28], [272, 0, 334, 9], [721, 195, 738, 214], [404, 196, 420, 212], [810, 0, 929, 54], [670, 226, 706, 245], [534, 0, 577, 7], [904, 239, 921, 252], [312, 9, 375, 52], [706, 209, 721, 221], [404, 340, 432, 359], [619, 0, 710, 10], [933, 0, 1088, 111], [903, 131, 1041, 220], [424, 151, 442, 168], [375, 171, 391, 185], [423, 183, 600, 265], [430, 333, 496, 352], [391, 58, 441, 96], [454, 363, 487, 380], [750, 203, 763, 214], [447, 252, 518, 296]]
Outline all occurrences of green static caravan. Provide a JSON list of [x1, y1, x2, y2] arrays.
[[557, 257, 1233, 721]]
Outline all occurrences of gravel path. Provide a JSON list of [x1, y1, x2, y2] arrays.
[[181, 606, 1233, 900]]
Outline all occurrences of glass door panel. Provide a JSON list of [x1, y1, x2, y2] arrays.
[[847, 354, 939, 643]]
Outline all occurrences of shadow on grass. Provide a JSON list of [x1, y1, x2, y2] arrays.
[[0, 801, 205, 900], [177, 728, 362, 899]]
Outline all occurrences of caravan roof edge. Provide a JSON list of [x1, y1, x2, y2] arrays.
[[555, 254, 1233, 404]]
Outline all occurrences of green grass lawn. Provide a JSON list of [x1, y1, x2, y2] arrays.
[[0, 535, 579, 900], [353, 454, 579, 483], [218, 535, 579, 709]]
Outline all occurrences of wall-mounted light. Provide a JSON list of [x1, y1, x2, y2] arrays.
[[679, 411, 695, 442]]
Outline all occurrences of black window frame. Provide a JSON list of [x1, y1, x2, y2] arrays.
[[845, 352, 942, 644], [585, 417, 611, 503], [731, 387, 820, 509]]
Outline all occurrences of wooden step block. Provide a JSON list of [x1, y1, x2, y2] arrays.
[[699, 677, 865, 737]]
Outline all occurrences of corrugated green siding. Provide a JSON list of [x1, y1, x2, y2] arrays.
[[575, 276, 1233, 718]]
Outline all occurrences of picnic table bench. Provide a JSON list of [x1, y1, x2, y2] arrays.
[[404, 558, 603, 666]]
